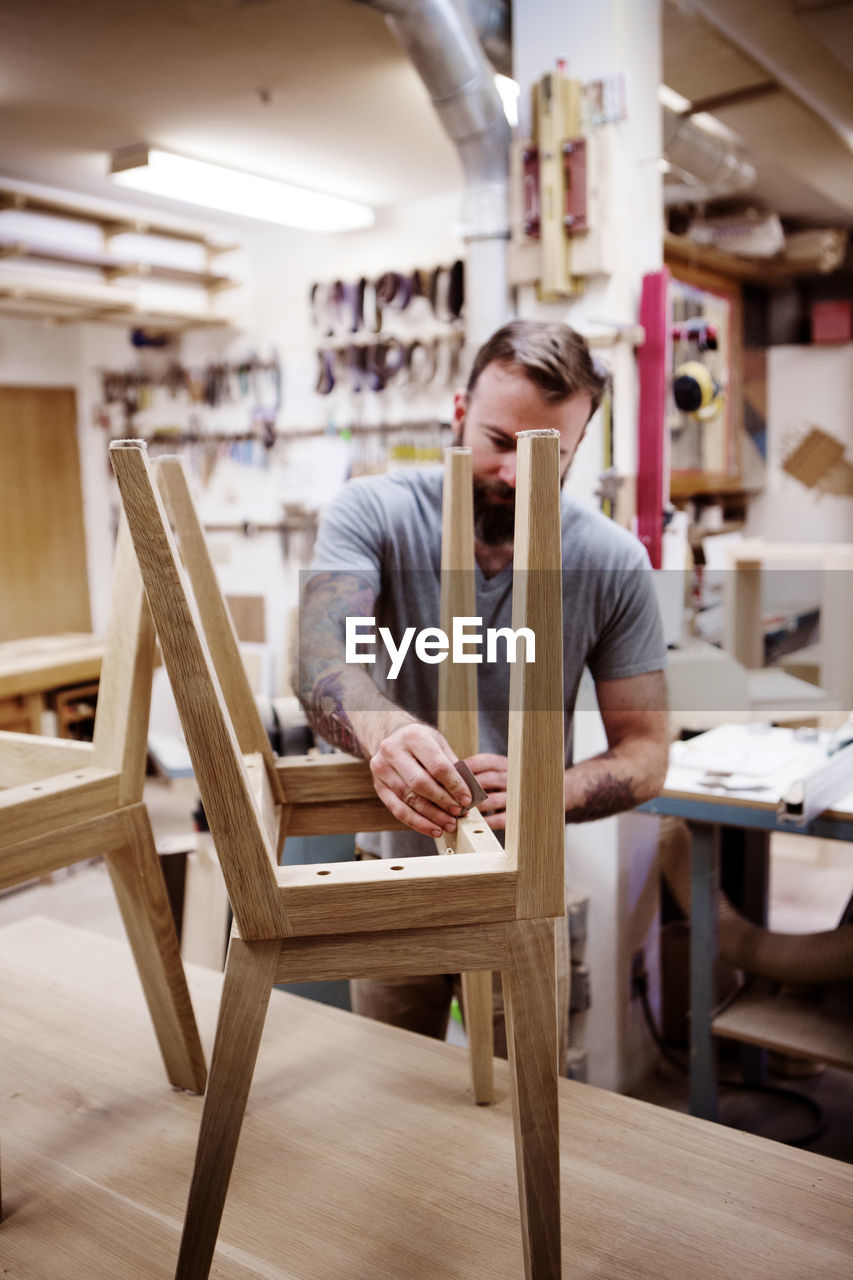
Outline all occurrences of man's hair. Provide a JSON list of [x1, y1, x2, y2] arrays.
[[466, 320, 609, 416]]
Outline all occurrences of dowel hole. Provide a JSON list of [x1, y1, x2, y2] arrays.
[[316, 869, 331, 876], [390, 865, 404, 871], [32, 785, 42, 791], [472, 829, 484, 834]]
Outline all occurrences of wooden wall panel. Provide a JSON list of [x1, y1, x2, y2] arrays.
[[0, 386, 91, 641]]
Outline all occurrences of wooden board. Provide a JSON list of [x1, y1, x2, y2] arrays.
[[713, 984, 853, 1071], [2, 916, 852, 1280], [0, 388, 91, 642], [224, 594, 266, 644], [0, 633, 103, 700]]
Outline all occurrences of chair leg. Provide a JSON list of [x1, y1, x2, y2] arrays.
[[104, 804, 207, 1093], [462, 969, 494, 1104], [502, 918, 561, 1280], [175, 936, 280, 1280]]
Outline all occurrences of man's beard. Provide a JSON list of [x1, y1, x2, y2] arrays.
[[472, 477, 515, 546]]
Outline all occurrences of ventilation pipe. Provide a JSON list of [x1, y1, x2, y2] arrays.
[[660, 818, 853, 985], [466, 0, 511, 77], [663, 106, 757, 206], [357, 0, 512, 349]]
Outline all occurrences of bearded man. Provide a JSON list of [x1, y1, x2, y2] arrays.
[[295, 319, 668, 1064]]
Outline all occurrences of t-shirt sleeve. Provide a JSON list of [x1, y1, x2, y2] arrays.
[[585, 560, 667, 683], [308, 479, 384, 590]]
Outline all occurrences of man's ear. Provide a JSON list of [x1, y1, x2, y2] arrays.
[[451, 388, 467, 444]]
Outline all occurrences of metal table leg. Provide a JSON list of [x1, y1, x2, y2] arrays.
[[721, 825, 771, 1086], [689, 820, 720, 1121]]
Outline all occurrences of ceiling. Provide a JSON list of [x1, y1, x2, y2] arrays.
[[0, 0, 852, 233], [0, 0, 462, 227], [662, 0, 853, 228]]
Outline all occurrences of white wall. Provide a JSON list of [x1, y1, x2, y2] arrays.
[[746, 343, 853, 543], [207, 190, 467, 430], [0, 317, 81, 385]]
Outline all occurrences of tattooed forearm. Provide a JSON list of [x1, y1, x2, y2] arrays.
[[564, 770, 638, 823], [563, 728, 669, 823], [306, 671, 366, 757], [293, 569, 412, 758], [294, 571, 377, 695]]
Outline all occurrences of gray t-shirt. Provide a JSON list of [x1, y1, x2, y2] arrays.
[[307, 465, 666, 856]]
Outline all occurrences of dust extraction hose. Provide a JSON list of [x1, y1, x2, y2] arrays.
[[658, 817, 853, 984]]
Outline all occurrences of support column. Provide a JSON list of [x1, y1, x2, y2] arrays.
[[513, 2, 665, 1092]]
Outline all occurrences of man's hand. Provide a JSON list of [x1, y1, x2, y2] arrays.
[[369, 722, 473, 838], [294, 570, 476, 838], [463, 752, 508, 831]]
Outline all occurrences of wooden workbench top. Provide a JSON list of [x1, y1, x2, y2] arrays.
[[1, 916, 851, 1279], [0, 633, 103, 698]]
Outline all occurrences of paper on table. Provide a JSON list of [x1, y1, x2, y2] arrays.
[[671, 725, 804, 778], [667, 723, 853, 817]]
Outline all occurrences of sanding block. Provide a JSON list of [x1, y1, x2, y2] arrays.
[[453, 759, 487, 811]]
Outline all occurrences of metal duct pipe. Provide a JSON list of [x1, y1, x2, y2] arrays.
[[466, 0, 511, 77], [660, 817, 853, 985], [358, 0, 512, 347], [663, 105, 757, 205]]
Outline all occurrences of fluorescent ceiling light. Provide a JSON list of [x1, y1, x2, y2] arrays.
[[110, 146, 374, 233], [494, 74, 520, 127]]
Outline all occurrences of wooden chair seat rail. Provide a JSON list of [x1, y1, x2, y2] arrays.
[[0, 731, 93, 787]]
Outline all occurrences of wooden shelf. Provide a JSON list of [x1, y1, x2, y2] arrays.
[[671, 474, 748, 499], [0, 236, 235, 290], [0, 281, 232, 330], [665, 230, 830, 286], [713, 981, 853, 1072], [0, 185, 239, 329], [0, 186, 235, 251]]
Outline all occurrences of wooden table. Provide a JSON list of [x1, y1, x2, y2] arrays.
[[0, 633, 103, 733], [1, 916, 851, 1279]]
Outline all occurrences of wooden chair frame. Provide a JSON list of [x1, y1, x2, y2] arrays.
[[0, 517, 208, 1125], [111, 433, 566, 1280], [440, 446, 495, 1101]]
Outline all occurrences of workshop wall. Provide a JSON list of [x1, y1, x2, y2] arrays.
[[746, 342, 853, 544], [0, 186, 468, 709]]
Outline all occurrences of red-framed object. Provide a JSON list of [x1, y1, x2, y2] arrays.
[[636, 268, 670, 569]]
